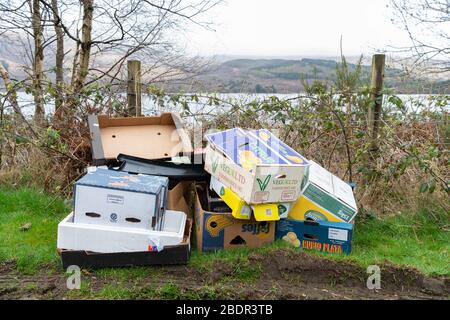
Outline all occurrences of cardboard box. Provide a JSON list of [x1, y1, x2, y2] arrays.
[[276, 219, 353, 254], [73, 168, 168, 231], [205, 186, 231, 213], [204, 128, 309, 204], [209, 176, 252, 220], [167, 181, 191, 218], [57, 210, 187, 253], [88, 113, 193, 165], [58, 219, 193, 268], [194, 186, 275, 252], [289, 161, 358, 223], [209, 176, 290, 221]]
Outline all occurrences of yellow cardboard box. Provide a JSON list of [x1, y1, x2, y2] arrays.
[[210, 176, 286, 221]]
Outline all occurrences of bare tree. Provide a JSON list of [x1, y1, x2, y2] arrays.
[[0, 63, 24, 118], [30, 0, 45, 122], [389, 0, 450, 75], [1, 0, 222, 121], [51, 0, 64, 112]]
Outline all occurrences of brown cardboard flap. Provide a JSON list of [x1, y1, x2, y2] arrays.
[[167, 182, 191, 218], [89, 113, 193, 163]]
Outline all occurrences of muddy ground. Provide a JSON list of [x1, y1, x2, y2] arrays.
[[0, 249, 448, 300]]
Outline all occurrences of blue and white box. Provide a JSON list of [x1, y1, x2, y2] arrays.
[[73, 168, 169, 230], [276, 219, 353, 254]]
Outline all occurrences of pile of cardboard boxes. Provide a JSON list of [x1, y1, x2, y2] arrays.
[[56, 112, 358, 268]]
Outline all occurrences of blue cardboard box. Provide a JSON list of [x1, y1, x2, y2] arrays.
[[275, 219, 353, 254]]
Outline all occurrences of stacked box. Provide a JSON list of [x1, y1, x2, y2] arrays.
[[209, 176, 292, 221], [195, 185, 275, 252], [289, 160, 357, 223], [204, 128, 308, 222], [204, 128, 310, 205], [276, 160, 358, 255], [276, 219, 353, 254], [73, 168, 168, 231]]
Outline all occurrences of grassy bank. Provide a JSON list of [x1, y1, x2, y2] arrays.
[[0, 187, 448, 279]]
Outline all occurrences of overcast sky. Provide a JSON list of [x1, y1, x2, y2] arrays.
[[185, 0, 413, 57]]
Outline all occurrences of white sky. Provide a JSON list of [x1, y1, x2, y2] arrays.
[[185, 0, 413, 57]]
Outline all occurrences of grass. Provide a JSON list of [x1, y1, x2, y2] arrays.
[[0, 187, 70, 272], [326, 206, 450, 276], [0, 187, 448, 298]]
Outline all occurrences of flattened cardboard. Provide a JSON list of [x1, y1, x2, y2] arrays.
[[276, 219, 353, 254], [88, 113, 193, 165], [194, 185, 275, 252], [58, 219, 192, 268]]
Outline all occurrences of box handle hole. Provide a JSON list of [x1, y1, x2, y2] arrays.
[[304, 233, 319, 240], [229, 235, 246, 245], [125, 217, 141, 223], [85, 212, 101, 218]]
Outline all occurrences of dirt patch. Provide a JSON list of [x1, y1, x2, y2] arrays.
[[0, 249, 448, 300]]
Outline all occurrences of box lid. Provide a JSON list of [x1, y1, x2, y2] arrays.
[[205, 128, 309, 171], [76, 168, 166, 195]]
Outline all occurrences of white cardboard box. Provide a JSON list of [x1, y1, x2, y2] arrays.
[[57, 210, 187, 253], [204, 129, 310, 204], [73, 168, 168, 230]]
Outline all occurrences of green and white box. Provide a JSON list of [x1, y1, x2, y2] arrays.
[[289, 160, 358, 223]]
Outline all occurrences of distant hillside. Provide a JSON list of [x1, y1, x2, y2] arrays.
[[176, 58, 450, 94]]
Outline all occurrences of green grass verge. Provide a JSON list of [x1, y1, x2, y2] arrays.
[[0, 187, 448, 280], [0, 187, 70, 272]]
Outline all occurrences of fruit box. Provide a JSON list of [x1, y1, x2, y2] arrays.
[[209, 176, 291, 221], [204, 128, 309, 204], [276, 219, 353, 254], [194, 185, 275, 253], [289, 160, 357, 223]]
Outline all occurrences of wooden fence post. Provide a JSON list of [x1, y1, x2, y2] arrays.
[[127, 60, 141, 116], [368, 54, 385, 153]]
